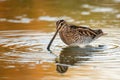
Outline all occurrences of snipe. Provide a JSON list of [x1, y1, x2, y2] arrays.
[[47, 20, 106, 51]]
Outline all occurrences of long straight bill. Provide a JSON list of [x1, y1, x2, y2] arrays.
[[47, 29, 59, 51]]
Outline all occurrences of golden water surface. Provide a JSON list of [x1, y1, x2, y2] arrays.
[[0, 0, 120, 80]]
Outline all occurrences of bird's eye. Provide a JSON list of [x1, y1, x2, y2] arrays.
[[61, 23, 64, 26]]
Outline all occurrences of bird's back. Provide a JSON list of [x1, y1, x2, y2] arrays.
[[59, 25, 104, 46]]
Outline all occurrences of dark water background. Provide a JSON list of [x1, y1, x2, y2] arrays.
[[0, 0, 120, 80]]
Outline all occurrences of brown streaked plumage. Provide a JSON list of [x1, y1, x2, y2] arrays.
[[47, 20, 106, 51]]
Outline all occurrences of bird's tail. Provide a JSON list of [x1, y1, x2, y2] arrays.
[[94, 29, 107, 39]]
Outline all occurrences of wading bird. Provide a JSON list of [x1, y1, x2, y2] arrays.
[[47, 20, 106, 51]]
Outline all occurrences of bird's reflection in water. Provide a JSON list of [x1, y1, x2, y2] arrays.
[[56, 46, 93, 73]]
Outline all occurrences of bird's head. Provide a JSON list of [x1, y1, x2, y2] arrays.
[[56, 20, 67, 31], [47, 20, 67, 51]]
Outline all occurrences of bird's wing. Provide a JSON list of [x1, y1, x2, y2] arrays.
[[69, 25, 103, 39], [76, 26, 98, 38]]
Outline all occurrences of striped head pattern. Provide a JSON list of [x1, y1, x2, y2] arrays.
[[56, 20, 67, 31], [56, 64, 68, 73]]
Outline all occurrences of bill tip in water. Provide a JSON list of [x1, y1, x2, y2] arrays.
[[47, 46, 50, 51]]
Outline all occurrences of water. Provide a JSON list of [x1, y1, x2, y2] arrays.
[[0, 0, 120, 80]]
